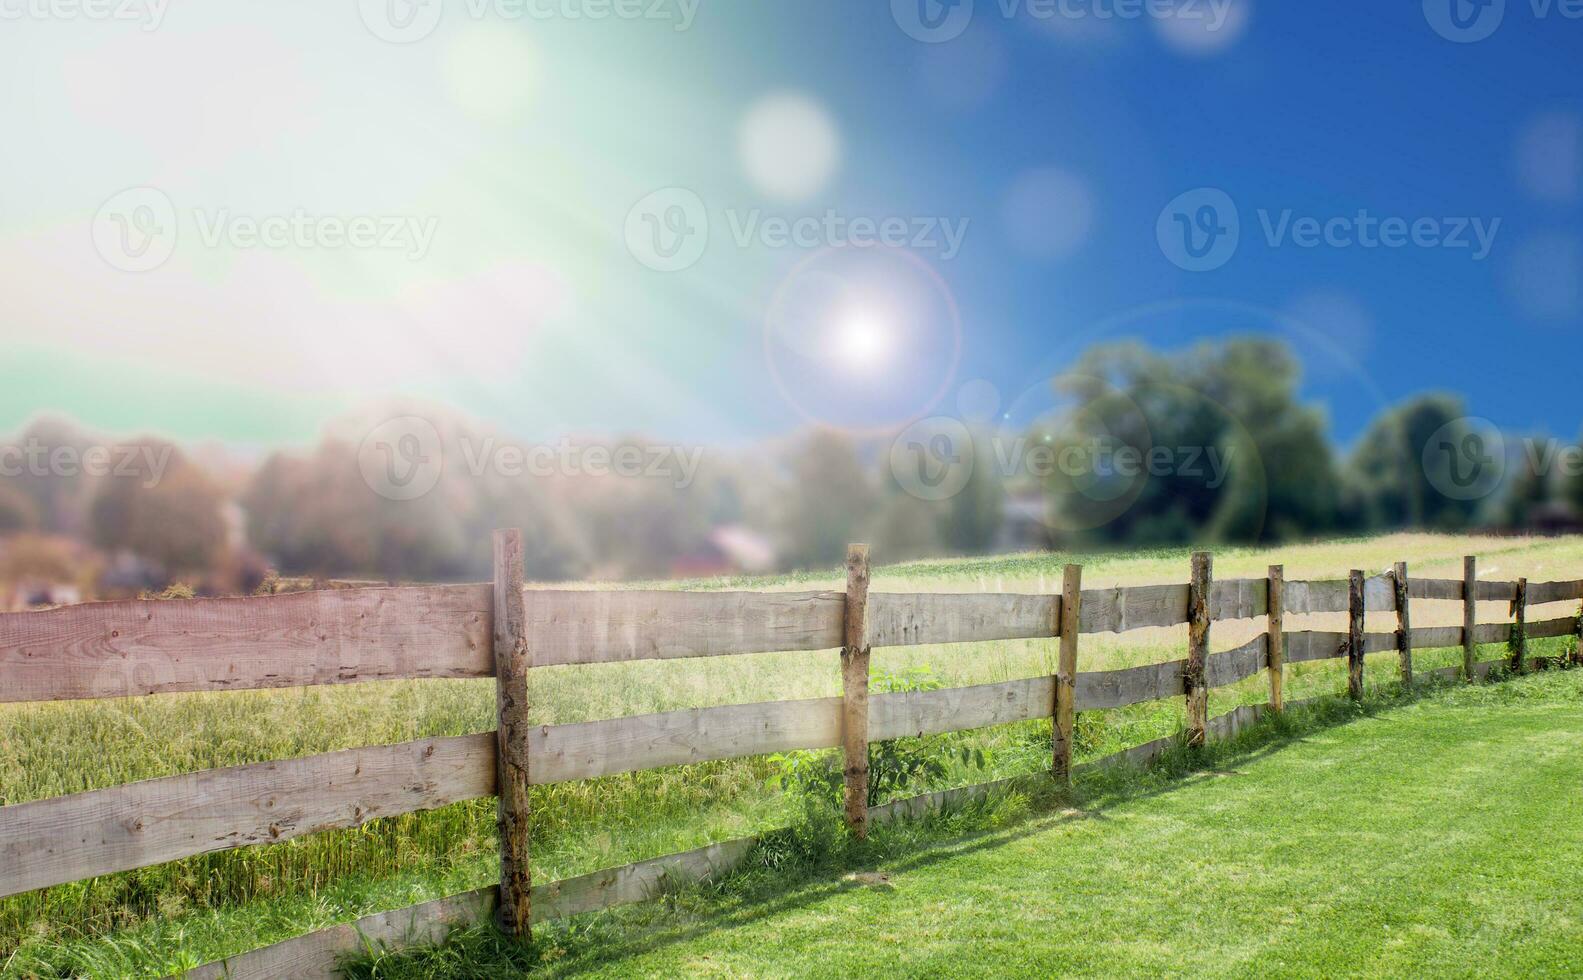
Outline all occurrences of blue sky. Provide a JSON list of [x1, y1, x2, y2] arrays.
[[0, 0, 1577, 448]]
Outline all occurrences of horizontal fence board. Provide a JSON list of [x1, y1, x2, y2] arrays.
[[1076, 660, 1185, 710], [1079, 583, 1189, 633], [1409, 625, 1464, 648], [1527, 580, 1583, 606], [1407, 578, 1464, 601], [1283, 631, 1347, 663], [1, 734, 495, 900], [1205, 635, 1269, 689], [1362, 632, 1398, 655], [0, 585, 493, 703], [1526, 616, 1578, 640], [528, 589, 843, 667], [534, 837, 757, 922], [868, 592, 1055, 647], [1471, 622, 1514, 645], [1475, 581, 1520, 602], [1209, 578, 1269, 622], [1284, 576, 1394, 614], [529, 698, 839, 785], [871, 678, 1051, 741], [1424, 659, 1504, 683]]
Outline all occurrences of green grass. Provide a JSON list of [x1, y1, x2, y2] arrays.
[[353, 667, 1583, 978], [4, 532, 1582, 975]]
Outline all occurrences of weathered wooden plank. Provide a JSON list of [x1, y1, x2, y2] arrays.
[[1209, 578, 1269, 622], [1511, 578, 1528, 672], [1394, 563, 1412, 686], [492, 530, 532, 937], [1472, 622, 1512, 645], [1283, 631, 1348, 664], [1409, 625, 1463, 648], [1407, 578, 1464, 601], [1284, 576, 1394, 614], [1, 734, 495, 900], [527, 589, 843, 666], [1205, 634, 1269, 690], [1527, 580, 1583, 606], [1425, 659, 1503, 683], [841, 545, 872, 837], [1347, 571, 1365, 700], [1526, 616, 1579, 640], [1079, 583, 1190, 633], [1268, 566, 1285, 711], [532, 836, 757, 922], [1463, 557, 1478, 682], [1362, 632, 1398, 654], [871, 677, 1052, 740], [0, 585, 493, 703], [528, 698, 840, 786], [867, 591, 1054, 647], [1053, 564, 1081, 782], [1186, 553, 1211, 747], [1075, 660, 1184, 710], [1476, 580, 1519, 602]]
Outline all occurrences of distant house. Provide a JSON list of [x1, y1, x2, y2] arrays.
[[670, 525, 779, 578]]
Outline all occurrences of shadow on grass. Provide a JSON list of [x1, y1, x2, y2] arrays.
[[344, 661, 1576, 979]]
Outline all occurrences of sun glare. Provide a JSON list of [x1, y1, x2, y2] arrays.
[[831, 313, 891, 372]]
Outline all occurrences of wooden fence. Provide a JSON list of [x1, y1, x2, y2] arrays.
[[3, 536, 1581, 978]]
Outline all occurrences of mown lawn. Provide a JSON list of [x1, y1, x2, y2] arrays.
[[361, 668, 1583, 978]]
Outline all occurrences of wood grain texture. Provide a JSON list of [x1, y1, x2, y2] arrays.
[[1185, 553, 1211, 747], [1525, 616, 1580, 640], [532, 837, 757, 922], [1209, 578, 1269, 622], [841, 545, 872, 837], [868, 591, 1055, 647], [1394, 563, 1412, 686], [1464, 556, 1478, 682], [1471, 622, 1512, 645], [1267, 566, 1285, 711], [1079, 583, 1189, 633], [871, 677, 1052, 741], [492, 530, 532, 936], [0, 585, 492, 703], [526, 589, 843, 666], [1283, 631, 1348, 664], [1407, 578, 1464, 601], [1053, 564, 1081, 781], [1205, 634, 1269, 690], [1408, 625, 1464, 648], [2, 734, 495, 900], [1283, 575, 1396, 615], [1475, 580, 1520, 602], [1526, 580, 1583, 606], [1347, 570, 1365, 700], [1075, 660, 1185, 710]]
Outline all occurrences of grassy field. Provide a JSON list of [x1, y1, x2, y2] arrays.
[[361, 668, 1583, 978], [3, 532, 1582, 976]]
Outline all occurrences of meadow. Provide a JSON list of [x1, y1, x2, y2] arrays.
[[3, 532, 1581, 976]]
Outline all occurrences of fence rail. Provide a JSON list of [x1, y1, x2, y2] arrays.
[[2, 542, 1581, 978]]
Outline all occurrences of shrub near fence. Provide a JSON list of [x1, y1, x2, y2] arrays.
[[2, 535, 1581, 978]]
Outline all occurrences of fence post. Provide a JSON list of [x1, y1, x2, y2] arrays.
[[1347, 569, 1365, 701], [1267, 564, 1284, 712], [841, 544, 872, 838], [492, 529, 532, 937], [1053, 563, 1082, 782], [1510, 577, 1527, 672], [1393, 561, 1412, 686], [1463, 555, 1477, 683], [1186, 552, 1211, 747]]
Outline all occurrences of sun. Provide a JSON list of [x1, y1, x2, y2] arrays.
[[830, 313, 892, 373]]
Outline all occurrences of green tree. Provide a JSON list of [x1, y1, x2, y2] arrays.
[[776, 429, 874, 569]]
